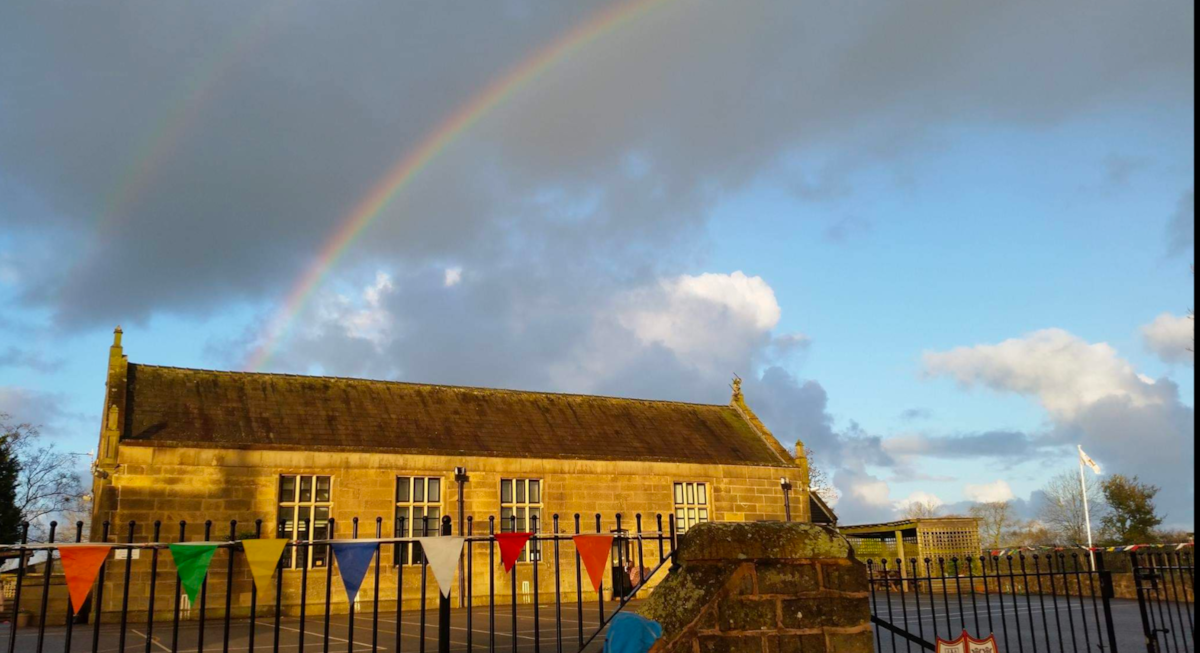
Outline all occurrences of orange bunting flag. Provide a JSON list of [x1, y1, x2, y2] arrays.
[[573, 535, 614, 592], [59, 545, 113, 615], [495, 532, 533, 572]]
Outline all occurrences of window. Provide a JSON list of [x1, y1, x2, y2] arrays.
[[394, 477, 442, 565], [277, 475, 332, 568], [673, 482, 709, 534], [500, 478, 542, 562]]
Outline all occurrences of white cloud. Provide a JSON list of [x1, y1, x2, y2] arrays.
[[537, 271, 783, 390], [922, 328, 1163, 420], [617, 271, 780, 361], [964, 480, 1016, 503], [1141, 312, 1194, 366], [894, 491, 943, 512], [0, 386, 90, 437], [924, 328, 1194, 523], [443, 267, 463, 288], [313, 272, 396, 348], [853, 480, 893, 507]]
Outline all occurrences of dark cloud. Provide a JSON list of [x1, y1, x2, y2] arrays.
[[1059, 385, 1195, 525], [1167, 190, 1195, 257], [0, 347, 64, 373], [1, 0, 1192, 525], [899, 408, 933, 422], [823, 217, 871, 244], [1102, 155, 1147, 189], [885, 430, 1054, 461], [0, 0, 1192, 329], [0, 387, 92, 439]]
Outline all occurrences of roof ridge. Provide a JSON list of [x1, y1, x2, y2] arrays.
[[128, 362, 733, 409]]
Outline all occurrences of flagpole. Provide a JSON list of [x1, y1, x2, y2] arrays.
[[1079, 445, 1097, 570]]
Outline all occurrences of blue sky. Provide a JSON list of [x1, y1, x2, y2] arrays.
[[0, 0, 1194, 528]]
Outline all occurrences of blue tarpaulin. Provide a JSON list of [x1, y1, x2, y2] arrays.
[[604, 613, 663, 653]]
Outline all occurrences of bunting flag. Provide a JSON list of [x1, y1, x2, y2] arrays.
[[416, 537, 465, 598], [495, 532, 533, 572], [241, 539, 289, 592], [573, 534, 614, 592], [169, 543, 220, 604], [987, 541, 1193, 558], [59, 545, 113, 615], [331, 542, 378, 603]]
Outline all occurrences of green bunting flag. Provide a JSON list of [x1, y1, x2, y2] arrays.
[[169, 543, 220, 603]]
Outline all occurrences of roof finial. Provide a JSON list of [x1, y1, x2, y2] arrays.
[[731, 373, 743, 402], [113, 325, 123, 348]]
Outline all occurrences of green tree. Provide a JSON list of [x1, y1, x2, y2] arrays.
[[0, 433, 22, 543], [1100, 475, 1163, 544]]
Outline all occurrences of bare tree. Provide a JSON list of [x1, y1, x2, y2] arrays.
[[1038, 470, 1107, 545], [970, 501, 1019, 548], [1, 414, 88, 541], [1003, 520, 1057, 547], [902, 500, 942, 520], [806, 451, 840, 505]]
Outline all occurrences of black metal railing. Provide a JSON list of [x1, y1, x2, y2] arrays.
[[1, 512, 678, 653], [866, 553, 1124, 653], [1131, 550, 1195, 653]]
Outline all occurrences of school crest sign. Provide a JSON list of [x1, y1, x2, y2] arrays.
[[936, 631, 999, 653]]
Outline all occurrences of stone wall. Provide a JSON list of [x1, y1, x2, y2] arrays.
[[88, 444, 807, 620], [642, 522, 872, 653]]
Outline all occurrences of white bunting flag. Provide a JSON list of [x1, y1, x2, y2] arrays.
[[416, 537, 465, 598], [1078, 446, 1102, 474]]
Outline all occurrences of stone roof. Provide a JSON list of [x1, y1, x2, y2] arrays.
[[119, 364, 796, 467]]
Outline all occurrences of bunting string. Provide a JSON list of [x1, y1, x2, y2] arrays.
[[986, 542, 1193, 558], [0, 531, 673, 550]]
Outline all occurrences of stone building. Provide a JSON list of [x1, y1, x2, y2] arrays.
[[88, 329, 812, 618]]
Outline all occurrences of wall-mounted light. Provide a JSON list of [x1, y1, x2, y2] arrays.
[[780, 477, 794, 522]]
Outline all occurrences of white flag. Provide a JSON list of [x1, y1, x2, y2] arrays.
[[416, 537, 465, 598], [1079, 446, 1101, 474]]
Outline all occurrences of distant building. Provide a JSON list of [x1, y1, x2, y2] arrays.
[[89, 328, 812, 617]]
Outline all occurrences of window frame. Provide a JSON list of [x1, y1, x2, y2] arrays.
[[276, 474, 334, 569], [499, 478, 544, 562], [393, 476, 445, 565], [672, 481, 710, 534]]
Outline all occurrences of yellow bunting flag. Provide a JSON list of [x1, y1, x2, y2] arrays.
[[241, 539, 289, 592]]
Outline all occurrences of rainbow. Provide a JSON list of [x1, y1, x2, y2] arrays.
[[245, 0, 676, 371]]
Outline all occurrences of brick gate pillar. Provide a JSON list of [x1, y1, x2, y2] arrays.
[[642, 522, 872, 653]]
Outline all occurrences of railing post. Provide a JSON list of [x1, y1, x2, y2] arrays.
[[1098, 553, 1123, 653], [35, 521, 57, 652], [439, 515, 452, 653], [7, 522, 28, 653], [1129, 552, 1156, 653]]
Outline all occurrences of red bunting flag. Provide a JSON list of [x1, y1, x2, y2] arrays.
[[495, 532, 533, 572], [573, 535, 614, 592], [59, 545, 113, 615]]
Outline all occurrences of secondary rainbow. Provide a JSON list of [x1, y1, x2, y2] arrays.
[[245, 0, 676, 371], [98, 4, 280, 237]]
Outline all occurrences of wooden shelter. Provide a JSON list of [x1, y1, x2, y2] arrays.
[[841, 517, 981, 577]]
